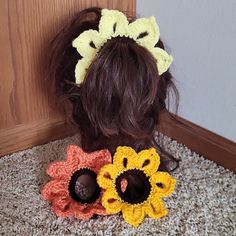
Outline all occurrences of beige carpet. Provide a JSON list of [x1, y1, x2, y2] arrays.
[[0, 134, 235, 236]]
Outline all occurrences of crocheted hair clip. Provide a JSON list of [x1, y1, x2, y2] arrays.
[[97, 146, 176, 227], [72, 8, 173, 85], [42, 145, 112, 219]]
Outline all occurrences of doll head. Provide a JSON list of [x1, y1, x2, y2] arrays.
[[49, 7, 179, 171]]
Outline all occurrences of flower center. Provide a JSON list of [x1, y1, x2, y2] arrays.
[[68, 169, 100, 204], [115, 169, 151, 204]]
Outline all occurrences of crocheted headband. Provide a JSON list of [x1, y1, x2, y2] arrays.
[[72, 9, 173, 85]]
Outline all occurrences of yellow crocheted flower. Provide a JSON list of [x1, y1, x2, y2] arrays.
[[97, 146, 176, 227], [72, 9, 173, 85]]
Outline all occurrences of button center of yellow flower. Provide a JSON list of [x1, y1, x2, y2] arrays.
[[116, 169, 151, 204]]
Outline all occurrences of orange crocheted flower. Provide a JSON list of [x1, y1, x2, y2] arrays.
[[42, 145, 112, 220]]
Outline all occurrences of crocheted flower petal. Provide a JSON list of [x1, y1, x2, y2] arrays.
[[97, 164, 117, 189], [47, 162, 72, 179], [99, 9, 129, 39], [51, 196, 73, 217], [42, 180, 69, 201], [122, 204, 145, 227], [80, 206, 96, 220], [71, 201, 101, 220], [150, 171, 176, 197], [48, 161, 78, 180], [92, 201, 107, 215], [66, 145, 81, 165], [144, 197, 168, 219], [129, 16, 160, 48], [92, 149, 112, 173], [71, 201, 94, 220], [150, 47, 173, 75], [113, 146, 138, 171], [70, 200, 86, 214], [71, 145, 93, 166], [136, 148, 160, 176], [72, 29, 104, 57], [74, 205, 95, 220], [80, 149, 112, 173], [74, 57, 92, 85], [47, 146, 81, 179], [102, 188, 122, 214]]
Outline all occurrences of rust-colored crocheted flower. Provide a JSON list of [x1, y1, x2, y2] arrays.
[[42, 145, 112, 220]]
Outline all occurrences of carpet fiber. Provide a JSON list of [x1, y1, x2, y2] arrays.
[[0, 134, 235, 236]]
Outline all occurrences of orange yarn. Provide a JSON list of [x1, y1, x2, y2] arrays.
[[42, 145, 112, 220]]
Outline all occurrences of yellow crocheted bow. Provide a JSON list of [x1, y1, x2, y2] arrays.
[[72, 9, 173, 85], [97, 146, 176, 227]]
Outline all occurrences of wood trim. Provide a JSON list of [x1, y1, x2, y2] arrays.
[[159, 112, 236, 172], [0, 119, 77, 156], [1, 112, 235, 174]]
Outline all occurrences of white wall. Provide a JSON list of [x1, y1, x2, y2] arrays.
[[137, 0, 236, 141]]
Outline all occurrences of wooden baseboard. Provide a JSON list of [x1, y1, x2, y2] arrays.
[[159, 112, 236, 172], [1, 113, 235, 173], [0, 119, 77, 156]]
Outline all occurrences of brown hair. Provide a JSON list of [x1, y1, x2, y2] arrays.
[[49, 7, 179, 172]]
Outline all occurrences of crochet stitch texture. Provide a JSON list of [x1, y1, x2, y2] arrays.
[[97, 146, 176, 227], [72, 9, 173, 85], [42, 145, 112, 219]]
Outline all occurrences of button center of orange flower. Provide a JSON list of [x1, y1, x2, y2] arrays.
[[116, 169, 151, 204], [69, 168, 101, 204]]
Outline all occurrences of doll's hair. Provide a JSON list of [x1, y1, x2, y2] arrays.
[[49, 7, 179, 172]]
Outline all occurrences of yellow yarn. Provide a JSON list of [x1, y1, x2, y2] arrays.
[[72, 9, 173, 85], [97, 146, 176, 227]]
